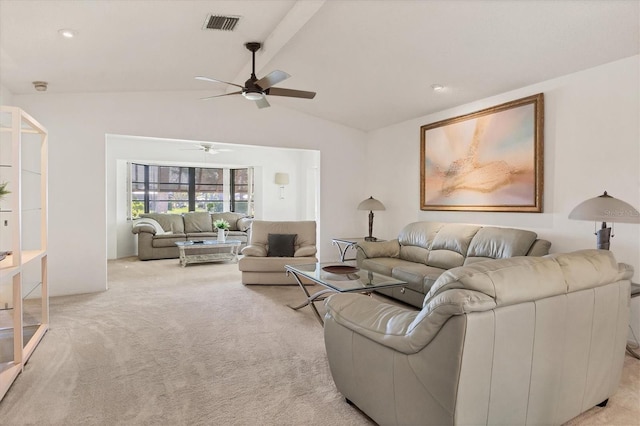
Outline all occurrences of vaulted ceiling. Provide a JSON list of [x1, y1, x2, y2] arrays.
[[1, 0, 638, 131]]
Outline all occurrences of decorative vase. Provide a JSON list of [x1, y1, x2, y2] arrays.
[[217, 229, 227, 243]]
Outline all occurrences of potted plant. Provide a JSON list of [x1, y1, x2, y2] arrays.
[[213, 219, 230, 243], [0, 182, 9, 201]]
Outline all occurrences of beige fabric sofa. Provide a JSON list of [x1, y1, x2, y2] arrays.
[[132, 212, 253, 260], [238, 220, 317, 284], [357, 221, 551, 308], [325, 250, 633, 425]]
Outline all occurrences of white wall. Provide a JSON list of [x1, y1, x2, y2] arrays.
[[0, 83, 13, 106], [11, 91, 368, 296], [105, 134, 320, 259], [366, 55, 640, 341]]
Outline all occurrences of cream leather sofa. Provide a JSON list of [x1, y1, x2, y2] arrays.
[[325, 250, 633, 426], [357, 221, 551, 308], [238, 220, 317, 284]]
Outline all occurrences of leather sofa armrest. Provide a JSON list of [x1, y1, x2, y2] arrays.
[[357, 239, 400, 258], [527, 239, 552, 256], [295, 245, 317, 257], [237, 217, 253, 232], [132, 224, 156, 235], [241, 244, 267, 257], [325, 294, 419, 351], [326, 289, 496, 354]]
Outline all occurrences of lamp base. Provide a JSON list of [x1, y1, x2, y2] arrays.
[[364, 236, 378, 242], [596, 227, 611, 250]]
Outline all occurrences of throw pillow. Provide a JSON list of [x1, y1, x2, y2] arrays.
[[183, 212, 213, 233], [267, 233, 297, 257]]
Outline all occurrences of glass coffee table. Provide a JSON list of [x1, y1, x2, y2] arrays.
[[175, 240, 242, 267], [285, 262, 406, 325]]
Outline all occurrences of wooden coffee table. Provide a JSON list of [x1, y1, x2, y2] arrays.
[[175, 240, 242, 267]]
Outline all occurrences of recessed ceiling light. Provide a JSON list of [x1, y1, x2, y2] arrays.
[[431, 84, 445, 92], [58, 29, 77, 38]]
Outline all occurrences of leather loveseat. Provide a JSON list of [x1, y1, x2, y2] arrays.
[[132, 212, 253, 260], [239, 220, 317, 284], [325, 249, 633, 425], [356, 221, 551, 308]]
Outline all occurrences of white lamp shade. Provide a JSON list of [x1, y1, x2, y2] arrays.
[[569, 191, 640, 224], [358, 196, 386, 211], [274, 173, 289, 185]]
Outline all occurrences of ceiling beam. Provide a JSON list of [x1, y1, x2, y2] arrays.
[[227, 0, 325, 93]]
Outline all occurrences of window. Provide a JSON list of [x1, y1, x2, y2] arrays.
[[231, 168, 253, 215], [131, 163, 253, 218]]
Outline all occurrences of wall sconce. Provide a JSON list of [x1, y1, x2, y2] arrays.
[[569, 191, 640, 249], [274, 172, 289, 199], [357, 196, 386, 241]]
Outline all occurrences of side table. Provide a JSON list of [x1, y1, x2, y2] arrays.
[[332, 237, 385, 262], [628, 283, 640, 359]]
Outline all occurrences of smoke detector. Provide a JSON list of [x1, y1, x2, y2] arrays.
[[32, 81, 48, 92]]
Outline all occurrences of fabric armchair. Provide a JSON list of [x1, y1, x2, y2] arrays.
[[238, 220, 317, 285]]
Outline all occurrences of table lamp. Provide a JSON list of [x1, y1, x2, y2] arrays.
[[568, 191, 640, 249], [358, 196, 385, 241]]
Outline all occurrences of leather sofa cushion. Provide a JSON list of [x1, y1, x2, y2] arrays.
[[361, 257, 412, 277], [551, 249, 633, 292], [399, 245, 429, 264], [391, 264, 445, 294], [427, 224, 480, 269], [141, 213, 184, 234], [465, 227, 537, 261], [398, 221, 443, 248], [183, 212, 213, 233], [427, 250, 466, 270], [426, 256, 567, 309]]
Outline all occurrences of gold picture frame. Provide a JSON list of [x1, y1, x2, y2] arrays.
[[420, 93, 544, 212]]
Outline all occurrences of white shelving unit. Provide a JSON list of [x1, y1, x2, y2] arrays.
[[0, 106, 48, 400]]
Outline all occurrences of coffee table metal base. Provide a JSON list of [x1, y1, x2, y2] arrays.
[[285, 263, 406, 325], [286, 275, 336, 325]]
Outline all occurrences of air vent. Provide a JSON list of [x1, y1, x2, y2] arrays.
[[203, 14, 241, 31]]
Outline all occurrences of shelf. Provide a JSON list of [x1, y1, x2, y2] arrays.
[[0, 106, 48, 401], [22, 281, 42, 300]]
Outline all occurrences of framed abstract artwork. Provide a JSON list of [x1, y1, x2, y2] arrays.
[[420, 93, 544, 212]]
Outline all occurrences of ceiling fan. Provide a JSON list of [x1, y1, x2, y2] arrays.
[[195, 42, 316, 109], [181, 143, 232, 155]]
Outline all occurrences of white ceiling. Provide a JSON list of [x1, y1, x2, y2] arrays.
[[1, 0, 638, 131]]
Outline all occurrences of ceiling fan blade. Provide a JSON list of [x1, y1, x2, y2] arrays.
[[255, 96, 270, 109], [255, 70, 290, 90], [200, 91, 243, 101], [195, 76, 245, 90], [267, 87, 316, 99]]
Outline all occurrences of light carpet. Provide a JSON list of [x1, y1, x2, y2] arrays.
[[0, 257, 638, 425]]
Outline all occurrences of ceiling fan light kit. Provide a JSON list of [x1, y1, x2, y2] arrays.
[[196, 42, 316, 109], [242, 92, 264, 101]]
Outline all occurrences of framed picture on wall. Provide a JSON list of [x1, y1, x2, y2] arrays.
[[420, 93, 544, 212]]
